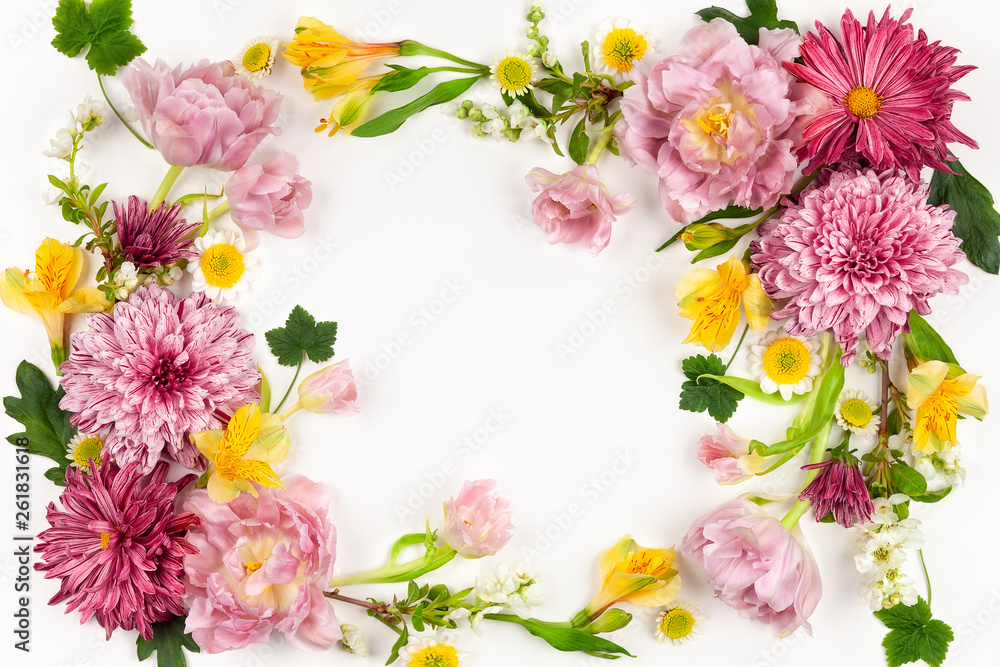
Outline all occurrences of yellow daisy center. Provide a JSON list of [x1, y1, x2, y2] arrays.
[[100, 532, 111, 551], [841, 398, 873, 428], [845, 86, 882, 119], [761, 338, 811, 385], [72, 436, 104, 468], [408, 644, 459, 667], [242, 42, 272, 72], [659, 607, 696, 640], [601, 27, 648, 72], [495, 56, 533, 93], [201, 243, 246, 289]]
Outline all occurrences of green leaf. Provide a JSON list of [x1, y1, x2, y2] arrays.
[[568, 116, 590, 166], [411, 605, 425, 632], [4, 361, 77, 485], [544, 80, 574, 114], [264, 306, 337, 367], [874, 598, 954, 667], [911, 487, 952, 504], [136, 616, 200, 667], [688, 204, 764, 225], [679, 354, 744, 423], [352, 76, 483, 137], [696, 0, 799, 44], [44, 465, 68, 485], [485, 615, 634, 659], [373, 66, 434, 93], [903, 311, 961, 367], [890, 462, 928, 497], [698, 374, 807, 406], [928, 157, 1000, 274], [691, 237, 739, 263], [387, 533, 426, 566], [258, 365, 271, 414], [386, 621, 409, 665], [52, 0, 147, 76]]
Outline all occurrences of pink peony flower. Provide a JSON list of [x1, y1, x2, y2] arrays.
[[182, 475, 340, 653], [442, 479, 514, 558], [785, 8, 977, 180], [59, 284, 259, 472], [297, 361, 359, 415], [123, 58, 282, 171], [525, 163, 635, 255], [35, 461, 199, 640], [800, 457, 874, 527], [696, 423, 764, 484], [227, 152, 313, 242], [752, 165, 967, 365], [617, 20, 819, 223], [682, 499, 822, 636]]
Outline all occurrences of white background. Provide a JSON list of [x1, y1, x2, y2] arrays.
[[1, 0, 999, 666]]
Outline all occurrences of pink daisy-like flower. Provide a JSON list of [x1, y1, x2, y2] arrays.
[[35, 461, 199, 640], [60, 284, 259, 472], [115, 195, 200, 268], [785, 8, 977, 180], [752, 165, 967, 365]]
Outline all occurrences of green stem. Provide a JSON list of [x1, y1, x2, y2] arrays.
[[329, 547, 457, 587], [399, 40, 487, 70], [780, 419, 833, 530], [723, 325, 751, 373], [919, 549, 932, 607], [51, 343, 68, 375], [278, 402, 302, 422], [586, 130, 614, 165], [149, 165, 185, 211], [272, 357, 304, 414], [173, 192, 223, 208], [205, 200, 230, 223], [98, 74, 155, 150], [484, 613, 569, 629]]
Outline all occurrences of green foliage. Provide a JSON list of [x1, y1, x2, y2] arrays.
[[568, 116, 590, 165], [373, 65, 434, 93], [928, 158, 1000, 274], [4, 361, 76, 485], [265, 306, 337, 367], [136, 616, 200, 667], [903, 311, 961, 368], [874, 598, 954, 667], [485, 614, 635, 659], [696, 0, 799, 44], [679, 354, 744, 423], [52, 0, 146, 75], [889, 461, 928, 497], [353, 76, 483, 137]]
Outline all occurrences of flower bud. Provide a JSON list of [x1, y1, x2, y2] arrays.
[[526, 27, 539, 39], [443, 479, 514, 558], [681, 222, 732, 250], [584, 608, 633, 634], [296, 361, 360, 414]]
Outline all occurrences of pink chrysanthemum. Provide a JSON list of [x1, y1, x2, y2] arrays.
[[752, 165, 967, 365], [34, 461, 199, 640], [785, 8, 977, 180], [800, 456, 874, 527], [115, 195, 200, 268], [60, 284, 259, 472]]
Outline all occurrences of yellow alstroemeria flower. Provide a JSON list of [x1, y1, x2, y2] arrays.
[[907, 360, 988, 454], [573, 535, 681, 627], [284, 17, 401, 100], [0, 238, 111, 369], [676, 254, 772, 352], [192, 403, 291, 504], [315, 75, 382, 136]]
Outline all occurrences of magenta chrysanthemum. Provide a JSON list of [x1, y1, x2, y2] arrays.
[[800, 457, 874, 527], [34, 461, 199, 640], [115, 195, 200, 268], [59, 284, 259, 472], [785, 8, 977, 180], [752, 165, 967, 365]]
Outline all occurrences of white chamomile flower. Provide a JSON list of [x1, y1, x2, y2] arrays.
[[654, 600, 703, 646], [475, 562, 542, 617], [835, 389, 881, 440], [339, 624, 367, 657], [748, 330, 822, 400], [491, 50, 538, 96], [66, 432, 105, 470], [189, 229, 259, 302], [235, 35, 280, 80], [594, 18, 655, 81], [397, 632, 463, 667]]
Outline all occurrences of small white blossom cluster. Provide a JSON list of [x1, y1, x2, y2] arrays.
[[849, 494, 925, 610], [452, 100, 550, 143], [899, 431, 965, 492], [525, 4, 556, 68], [111, 261, 184, 301], [43, 96, 108, 159], [475, 562, 543, 617]]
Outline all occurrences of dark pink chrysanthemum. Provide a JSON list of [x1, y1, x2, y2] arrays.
[[752, 165, 967, 365], [785, 8, 977, 180], [115, 195, 200, 268], [800, 456, 874, 528], [35, 461, 199, 640], [59, 284, 259, 472]]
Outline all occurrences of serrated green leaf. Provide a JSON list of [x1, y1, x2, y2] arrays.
[[890, 462, 928, 497], [568, 116, 590, 166], [875, 598, 953, 667], [352, 76, 483, 137], [4, 361, 76, 485], [695, 0, 799, 44], [135, 616, 199, 667], [52, 0, 147, 76], [264, 305, 337, 367], [679, 354, 744, 423], [928, 158, 1000, 274]]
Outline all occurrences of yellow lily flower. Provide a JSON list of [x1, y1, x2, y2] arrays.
[[573, 535, 681, 627], [284, 17, 401, 100], [315, 75, 382, 136], [0, 238, 111, 369], [191, 403, 291, 504], [907, 360, 988, 454], [676, 254, 772, 352]]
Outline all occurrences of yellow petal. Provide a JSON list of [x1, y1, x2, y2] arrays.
[[906, 360, 949, 410], [619, 569, 681, 607], [597, 535, 639, 580], [955, 383, 988, 420], [23, 289, 64, 345], [229, 459, 283, 490], [331, 77, 380, 132], [0, 268, 36, 316], [243, 413, 291, 465], [218, 403, 263, 463], [676, 268, 722, 313], [191, 430, 225, 460], [59, 287, 112, 313], [743, 275, 773, 332], [207, 474, 243, 504], [35, 238, 82, 301]]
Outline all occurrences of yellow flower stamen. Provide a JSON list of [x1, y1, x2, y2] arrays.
[[245, 561, 264, 575], [408, 644, 459, 667], [622, 549, 668, 575], [840, 398, 873, 428], [761, 338, 812, 385], [601, 27, 648, 73], [658, 607, 695, 640], [100, 532, 111, 551], [242, 42, 272, 72], [200, 243, 246, 289], [845, 86, 882, 119], [71, 436, 104, 468], [695, 106, 732, 140], [907, 360, 988, 453]]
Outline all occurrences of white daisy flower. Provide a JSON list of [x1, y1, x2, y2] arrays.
[[490, 50, 538, 96], [748, 330, 823, 400], [654, 600, 703, 646], [235, 36, 280, 80], [835, 389, 881, 440], [189, 229, 259, 302], [66, 432, 105, 470], [594, 18, 656, 81], [397, 633, 463, 667]]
